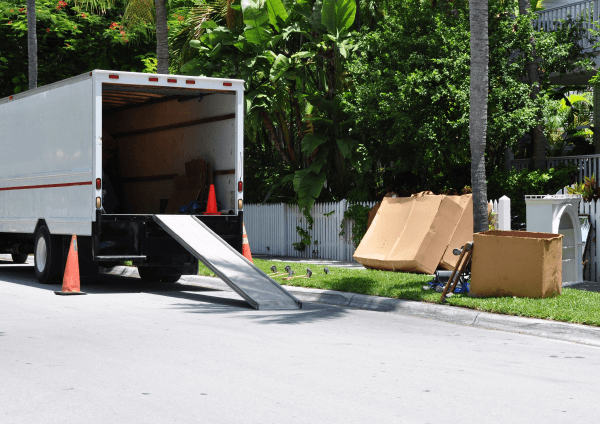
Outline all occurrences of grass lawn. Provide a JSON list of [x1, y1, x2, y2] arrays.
[[198, 258, 600, 327]]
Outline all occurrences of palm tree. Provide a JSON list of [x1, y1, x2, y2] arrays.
[[519, 0, 545, 170], [469, 0, 489, 233], [154, 0, 169, 74], [119, 0, 170, 73], [27, 0, 37, 89]]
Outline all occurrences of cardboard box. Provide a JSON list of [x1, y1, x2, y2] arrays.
[[354, 197, 414, 269], [165, 176, 203, 214], [354, 195, 464, 274], [185, 159, 203, 177], [439, 195, 473, 270], [366, 192, 399, 231], [470, 231, 563, 298]]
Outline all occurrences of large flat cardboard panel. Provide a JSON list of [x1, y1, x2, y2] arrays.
[[389, 195, 463, 274], [470, 231, 563, 298], [440, 195, 473, 270], [354, 195, 464, 274], [353, 197, 414, 269], [383, 196, 444, 272]]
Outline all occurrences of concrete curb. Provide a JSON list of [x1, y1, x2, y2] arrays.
[[103, 266, 600, 347]]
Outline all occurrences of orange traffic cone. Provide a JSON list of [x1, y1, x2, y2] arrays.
[[203, 184, 222, 215], [242, 223, 253, 263], [55, 234, 86, 295]]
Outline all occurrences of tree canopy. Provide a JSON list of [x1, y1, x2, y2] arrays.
[[1, 0, 596, 207]]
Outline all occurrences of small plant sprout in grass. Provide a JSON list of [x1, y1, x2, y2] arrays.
[[197, 258, 600, 326]]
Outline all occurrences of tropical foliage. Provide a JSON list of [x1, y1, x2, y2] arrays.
[[544, 90, 594, 157], [179, 0, 369, 213], [0, 0, 157, 97]]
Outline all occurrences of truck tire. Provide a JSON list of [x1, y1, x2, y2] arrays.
[[11, 253, 28, 264], [137, 266, 181, 283], [160, 267, 182, 283], [34, 225, 63, 284], [137, 266, 162, 282]]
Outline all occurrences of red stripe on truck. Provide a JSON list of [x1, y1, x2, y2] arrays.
[[0, 181, 93, 191]]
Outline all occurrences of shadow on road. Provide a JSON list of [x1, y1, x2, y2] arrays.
[[0, 263, 349, 323], [0, 264, 217, 294], [171, 298, 347, 324]]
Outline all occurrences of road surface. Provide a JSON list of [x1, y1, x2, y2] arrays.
[[1, 259, 599, 423]]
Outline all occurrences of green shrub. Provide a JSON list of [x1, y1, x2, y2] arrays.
[[487, 165, 578, 225], [341, 203, 373, 248]]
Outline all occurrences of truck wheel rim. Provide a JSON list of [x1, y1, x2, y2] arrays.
[[36, 238, 47, 273]]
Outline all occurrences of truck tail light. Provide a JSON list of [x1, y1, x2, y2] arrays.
[[96, 178, 101, 190], [223, 82, 232, 87], [96, 197, 101, 208], [149, 77, 158, 82], [186, 80, 195, 85], [167, 78, 177, 83], [238, 181, 243, 192], [109, 74, 119, 79], [238, 199, 243, 210]]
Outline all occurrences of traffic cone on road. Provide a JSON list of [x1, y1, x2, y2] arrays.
[[203, 184, 222, 215], [55, 234, 86, 296], [242, 223, 253, 263]]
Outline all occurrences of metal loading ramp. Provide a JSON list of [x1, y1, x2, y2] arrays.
[[154, 215, 302, 310]]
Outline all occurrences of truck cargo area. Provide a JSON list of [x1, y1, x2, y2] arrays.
[[95, 82, 243, 275], [101, 83, 238, 216]]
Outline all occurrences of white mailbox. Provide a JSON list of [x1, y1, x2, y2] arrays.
[[525, 195, 583, 284]]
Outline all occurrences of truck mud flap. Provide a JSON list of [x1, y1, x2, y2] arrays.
[[154, 215, 302, 310]]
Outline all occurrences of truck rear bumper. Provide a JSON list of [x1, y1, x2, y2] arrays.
[[92, 212, 244, 266]]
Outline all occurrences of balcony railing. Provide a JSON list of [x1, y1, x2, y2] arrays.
[[511, 153, 600, 182], [534, 1, 599, 50]]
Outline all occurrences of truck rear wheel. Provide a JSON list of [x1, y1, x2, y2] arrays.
[[137, 266, 181, 283], [34, 226, 63, 284], [11, 253, 28, 264]]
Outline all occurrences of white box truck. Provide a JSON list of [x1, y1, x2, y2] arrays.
[[0, 70, 301, 309]]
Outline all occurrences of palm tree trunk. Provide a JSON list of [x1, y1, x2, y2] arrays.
[[469, 0, 489, 233], [154, 0, 169, 74], [27, 0, 37, 89], [519, 0, 545, 170]]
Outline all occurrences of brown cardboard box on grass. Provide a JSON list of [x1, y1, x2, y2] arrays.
[[365, 192, 399, 231], [354, 195, 464, 274], [470, 230, 563, 298], [354, 197, 414, 269]]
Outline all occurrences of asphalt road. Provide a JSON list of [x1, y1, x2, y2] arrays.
[[1, 260, 600, 424]]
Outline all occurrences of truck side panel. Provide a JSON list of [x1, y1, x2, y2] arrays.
[[0, 79, 94, 235]]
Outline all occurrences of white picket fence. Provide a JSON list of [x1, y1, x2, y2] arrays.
[[489, 196, 511, 230], [244, 199, 377, 261]]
